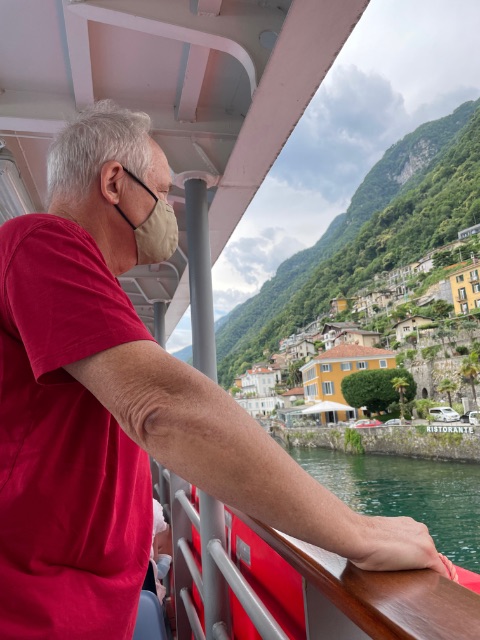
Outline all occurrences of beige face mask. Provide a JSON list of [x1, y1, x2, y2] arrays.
[[134, 199, 178, 265], [115, 166, 179, 265]]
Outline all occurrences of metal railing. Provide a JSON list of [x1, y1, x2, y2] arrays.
[[153, 459, 480, 640]]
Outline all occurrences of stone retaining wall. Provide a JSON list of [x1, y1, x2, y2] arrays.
[[283, 426, 480, 462]]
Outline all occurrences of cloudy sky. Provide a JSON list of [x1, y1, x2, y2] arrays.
[[167, 0, 480, 353]]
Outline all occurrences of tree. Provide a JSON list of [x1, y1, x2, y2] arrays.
[[429, 299, 454, 319], [460, 318, 479, 342], [460, 352, 480, 408], [341, 368, 416, 414], [437, 378, 457, 408], [435, 325, 456, 353], [286, 359, 305, 388], [391, 376, 409, 422]]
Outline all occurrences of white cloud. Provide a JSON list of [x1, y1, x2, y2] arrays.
[[337, 0, 480, 114], [213, 289, 253, 318], [211, 175, 347, 296]]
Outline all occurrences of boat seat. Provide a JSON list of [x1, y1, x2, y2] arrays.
[[133, 590, 168, 640]]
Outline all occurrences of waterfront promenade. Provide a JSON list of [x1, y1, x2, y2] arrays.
[[272, 421, 480, 462]]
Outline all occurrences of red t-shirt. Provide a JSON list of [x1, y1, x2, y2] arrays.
[[0, 214, 156, 639]]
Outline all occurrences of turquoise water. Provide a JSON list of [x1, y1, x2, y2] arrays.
[[289, 447, 480, 571]]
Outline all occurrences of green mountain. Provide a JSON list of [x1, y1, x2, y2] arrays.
[[217, 99, 480, 387]]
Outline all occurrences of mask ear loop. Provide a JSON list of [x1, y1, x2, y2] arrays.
[[122, 166, 159, 203], [114, 204, 137, 230], [114, 166, 159, 230]]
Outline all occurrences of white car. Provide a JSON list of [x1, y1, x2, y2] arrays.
[[469, 411, 480, 426], [428, 407, 460, 422]]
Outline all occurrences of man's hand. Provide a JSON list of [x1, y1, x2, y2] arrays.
[[350, 515, 450, 577]]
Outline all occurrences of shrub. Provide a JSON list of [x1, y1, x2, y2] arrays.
[[456, 345, 470, 355], [344, 428, 364, 455], [405, 349, 417, 361], [405, 332, 418, 345], [472, 341, 480, 353], [414, 398, 438, 419], [419, 322, 438, 331], [421, 345, 441, 360], [395, 353, 406, 367]]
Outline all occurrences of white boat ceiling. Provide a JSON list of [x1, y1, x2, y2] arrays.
[[0, 0, 369, 340]]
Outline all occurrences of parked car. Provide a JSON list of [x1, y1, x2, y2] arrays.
[[428, 407, 460, 422], [469, 411, 480, 426], [460, 411, 476, 423], [383, 418, 411, 426], [352, 418, 383, 428]]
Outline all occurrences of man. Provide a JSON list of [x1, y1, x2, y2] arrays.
[[0, 101, 448, 639]]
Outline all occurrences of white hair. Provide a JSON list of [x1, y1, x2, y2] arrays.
[[47, 100, 152, 204]]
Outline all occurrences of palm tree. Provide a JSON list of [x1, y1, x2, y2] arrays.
[[437, 378, 457, 408], [391, 376, 409, 423], [460, 353, 480, 408]]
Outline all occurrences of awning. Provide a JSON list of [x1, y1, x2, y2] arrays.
[[302, 401, 354, 414]]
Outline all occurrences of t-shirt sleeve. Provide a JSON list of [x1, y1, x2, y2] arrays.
[[4, 221, 156, 384]]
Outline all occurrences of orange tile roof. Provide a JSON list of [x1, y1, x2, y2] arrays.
[[315, 344, 395, 360], [282, 387, 304, 396]]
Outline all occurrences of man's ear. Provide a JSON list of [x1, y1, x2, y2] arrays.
[[100, 161, 124, 205]]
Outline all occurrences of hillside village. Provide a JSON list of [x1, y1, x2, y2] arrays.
[[233, 221, 480, 423]]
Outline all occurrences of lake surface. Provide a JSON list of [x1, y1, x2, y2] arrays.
[[289, 447, 480, 571]]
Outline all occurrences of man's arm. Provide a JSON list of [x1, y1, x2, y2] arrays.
[[64, 340, 448, 576]]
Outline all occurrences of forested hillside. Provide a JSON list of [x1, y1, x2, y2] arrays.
[[215, 100, 479, 369], [217, 99, 480, 387]]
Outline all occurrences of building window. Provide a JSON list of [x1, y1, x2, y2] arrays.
[[461, 302, 469, 314], [379, 360, 387, 368], [321, 364, 331, 372], [305, 383, 318, 397], [357, 361, 368, 370], [341, 362, 352, 371], [473, 283, 480, 294], [476, 300, 480, 309], [456, 274, 464, 283], [322, 381, 334, 395], [471, 269, 479, 281], [458, 287, 467, 300], [403, 326, 411, 333], [304, 367, 316, 382]]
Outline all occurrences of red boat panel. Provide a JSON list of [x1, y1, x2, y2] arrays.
[[455, 566, 480, 595], [229, 512, 305, 640]]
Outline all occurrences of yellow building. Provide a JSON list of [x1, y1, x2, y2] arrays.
[[329, 296, 349, 315], [449, 264, 480, 315], [300, 344, 397, 422]]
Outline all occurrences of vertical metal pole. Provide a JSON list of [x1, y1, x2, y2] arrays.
[[185, 178, 229, 639], [153, 301, 168, 507], [154, 300, 167, 347]]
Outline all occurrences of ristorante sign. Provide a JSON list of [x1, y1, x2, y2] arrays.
[[427, 425, 475, 434]]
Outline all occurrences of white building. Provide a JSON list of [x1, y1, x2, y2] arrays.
[[392, 315, 434, 343], [238, 367, 281, 397], [236, 395, 284, 418]]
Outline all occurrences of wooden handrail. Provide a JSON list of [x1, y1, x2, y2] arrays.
[[231, 509, 480, 640]]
